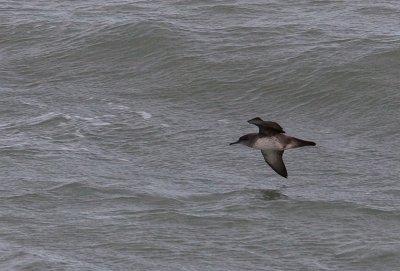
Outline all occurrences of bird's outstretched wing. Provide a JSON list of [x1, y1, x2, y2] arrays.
[[261, 150, 288, 178], [248, 117, 285, 135]]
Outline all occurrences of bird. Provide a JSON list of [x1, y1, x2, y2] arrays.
[[230, 117, 316, 178]]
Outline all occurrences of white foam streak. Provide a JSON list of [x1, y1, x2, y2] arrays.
[[136, 111, 152, 120]]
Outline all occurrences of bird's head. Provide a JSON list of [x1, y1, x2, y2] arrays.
[[229, 134, 255, 147]]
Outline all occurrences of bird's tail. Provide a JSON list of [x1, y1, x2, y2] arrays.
[[294, 138, 316, 147]]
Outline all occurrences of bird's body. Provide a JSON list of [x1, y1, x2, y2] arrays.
[[244, 133, 301, 151], [230, 117, 316, 178]]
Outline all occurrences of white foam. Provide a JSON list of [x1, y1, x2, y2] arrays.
[[75, 116, 93, 121], [74, 116, 110, 126], [74, 129, 84, 138], [136, 111, 152, 120], [110, 104, 130, 110], [117, 158, 130, 162], [91, 121, 111, 126], [217, 119, 229, 123]]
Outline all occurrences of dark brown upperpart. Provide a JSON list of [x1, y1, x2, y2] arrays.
[[247, 117, 285, 136]]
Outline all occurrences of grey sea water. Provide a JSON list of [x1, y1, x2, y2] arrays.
[[1, 1, 400, 270]]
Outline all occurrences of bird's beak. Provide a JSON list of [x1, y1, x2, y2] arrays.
[[229, 140, 240, 145]]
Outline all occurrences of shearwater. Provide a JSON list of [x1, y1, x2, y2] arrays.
[[230, 117, 316, 178]]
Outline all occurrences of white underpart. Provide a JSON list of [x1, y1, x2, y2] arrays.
[[253, 136, 285, 151]]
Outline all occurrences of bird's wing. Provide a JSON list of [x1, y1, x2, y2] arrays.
[[248, 117, 285, 135], [261, 150, 288, 178]]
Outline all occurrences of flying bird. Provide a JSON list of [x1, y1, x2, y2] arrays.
[[230, 117, 316, 178]]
